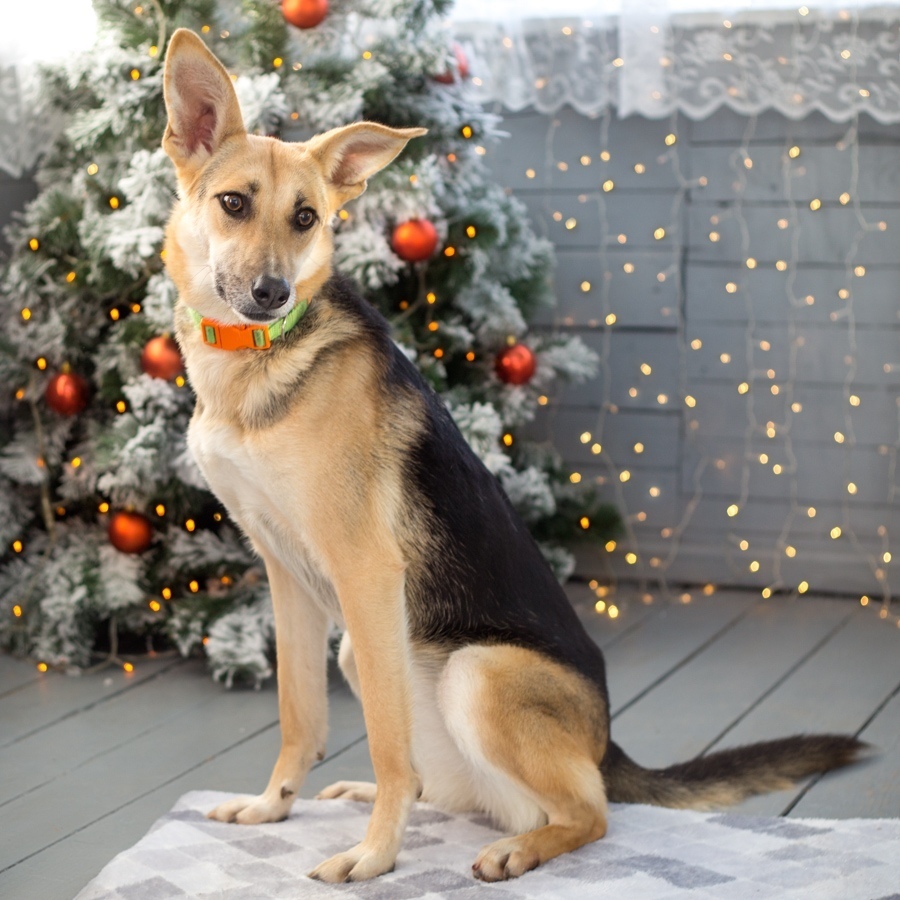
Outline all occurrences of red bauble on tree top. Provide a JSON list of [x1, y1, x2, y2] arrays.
[[282, 0, 329, 29], [141, 335, 184, 381], [391, 219, 439, 263], [108, 510, 154, 554], [45, 368, 89, 416], [495, 342, 537, 385], [433, 44, 470, 84]]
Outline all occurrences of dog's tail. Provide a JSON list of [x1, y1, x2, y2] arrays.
[[601, 735, 868, 810]]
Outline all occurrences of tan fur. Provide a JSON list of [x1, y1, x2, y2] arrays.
[[161, 30, 864, 886]]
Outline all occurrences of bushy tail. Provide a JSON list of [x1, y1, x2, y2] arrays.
[[602, 735, 868, 810]]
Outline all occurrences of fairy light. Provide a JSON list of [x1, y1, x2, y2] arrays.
[[514, 102, 895, 623]]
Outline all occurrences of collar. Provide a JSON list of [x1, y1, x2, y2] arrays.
[[187, 299, 309, 351]]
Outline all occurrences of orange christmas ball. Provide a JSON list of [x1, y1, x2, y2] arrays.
[[108, 510, 153, 554], [391, 219, 439, 262], [141, 336, 184, 380], [282, 0, 329, 29], [433, 44, 470, 84], [45, 371, 89, 416], [495, 343, 537, 385]]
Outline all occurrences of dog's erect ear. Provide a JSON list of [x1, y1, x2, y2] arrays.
[[306, 123, 428, 204], [162, 29, 245, 176]]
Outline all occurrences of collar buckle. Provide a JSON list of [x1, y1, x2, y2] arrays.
[[199, 318, 271, 351]]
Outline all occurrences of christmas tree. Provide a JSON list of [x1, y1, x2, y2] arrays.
[[0, 0, 616, 686]]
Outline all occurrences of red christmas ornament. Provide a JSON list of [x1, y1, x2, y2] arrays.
[[282, 0, 329, 29], [141, 336, 184, 381], [433, 44, 470, 84], [391, 219, 439, 262], [45, 370, 89, 416], [495, 343, 537, 385], [108, 511, 154, 554]]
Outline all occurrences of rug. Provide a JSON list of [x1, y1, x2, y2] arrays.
[[76, 791, 900, 899]]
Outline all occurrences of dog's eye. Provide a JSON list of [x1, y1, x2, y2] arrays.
[[221, 193, 245, 214], [296, 208, 316, 230]]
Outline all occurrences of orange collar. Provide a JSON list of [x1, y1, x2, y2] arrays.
[[187, 299, 309, 351]]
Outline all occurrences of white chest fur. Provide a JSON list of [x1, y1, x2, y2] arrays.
[[187, 411, 341, 622]]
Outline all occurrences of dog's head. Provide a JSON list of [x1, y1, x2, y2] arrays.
[[162, 29, 425, 324]]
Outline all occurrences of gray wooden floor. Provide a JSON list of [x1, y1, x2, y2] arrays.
[[1, 586, 898, 900]]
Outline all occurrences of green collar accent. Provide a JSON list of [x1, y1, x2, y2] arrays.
[[187, 299, 309, 351]]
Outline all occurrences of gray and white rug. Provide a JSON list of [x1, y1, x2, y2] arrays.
[[77, 791, 900, 899]]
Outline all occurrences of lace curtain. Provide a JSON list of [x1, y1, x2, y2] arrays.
[[3, 2, 900, 176], [453, 1, 900, 121]]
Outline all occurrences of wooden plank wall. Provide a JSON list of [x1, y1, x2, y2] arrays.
[[484, 106, 898, 599], [0, 109, 895, 600]]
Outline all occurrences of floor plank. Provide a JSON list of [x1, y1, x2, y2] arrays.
[[0, 658, 235, 806], [0, 654, 182, 747], [713, 605, 900, 816], [609, 596, 853, 768], [605, 590, 756, 715], [0, 653, 40, 697], [789, 681, 900, 819], [568, 582, 661, 649], [0, 682, 367, 900]]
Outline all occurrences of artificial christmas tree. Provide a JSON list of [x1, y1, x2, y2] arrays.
[[0, 0, 617, 685]]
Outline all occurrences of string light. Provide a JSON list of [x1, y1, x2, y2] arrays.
[[520, 99, 893, 623]]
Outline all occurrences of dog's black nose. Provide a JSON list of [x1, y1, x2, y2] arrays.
[[251, 275, 291, 311]]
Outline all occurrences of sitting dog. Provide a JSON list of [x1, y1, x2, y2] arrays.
[[161, 28, 864, 883]]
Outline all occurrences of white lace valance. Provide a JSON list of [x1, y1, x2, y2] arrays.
[[454, 5, 900, 122], [4, 3, 900, 178]]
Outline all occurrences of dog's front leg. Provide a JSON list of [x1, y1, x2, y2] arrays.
[[208, 554, 329, 824], [309, 561, 418, 882]]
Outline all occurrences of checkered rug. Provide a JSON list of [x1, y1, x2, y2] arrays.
[[76, 791, 900, 899]]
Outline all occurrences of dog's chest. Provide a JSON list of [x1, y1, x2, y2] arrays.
[[188, 413, 340, 620]]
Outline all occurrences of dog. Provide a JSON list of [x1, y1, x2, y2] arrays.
[[161, 28, 866, 884]]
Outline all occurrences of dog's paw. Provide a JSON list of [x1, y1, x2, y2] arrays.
[[315, 780, 377, 802], [206, 793, 291, 825], [472, 837, 540, 882], [308, 843, 396, 883]]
